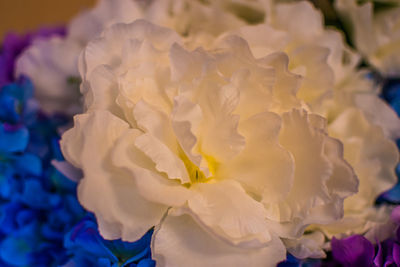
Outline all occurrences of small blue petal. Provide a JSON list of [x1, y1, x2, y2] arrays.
[[0, 165, 19, 199], [1, 76, 33, 103], [0, 236, 32, 266], [105, 229, 153, 264], [15, 209, 37, 228], [13, 153, 42, 176], [137, 258, 156, 267], [64, 218, 117, 262], [97, 258, 114, 267], [0, 94, 19, 123], [0, 124, 29, 153], [20, 179, 61, 209], [0, 202, 24, 233]]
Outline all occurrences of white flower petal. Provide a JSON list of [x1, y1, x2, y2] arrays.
[[61, 111, 167, 241], [228, 24, 289, 58], [83, 20, 181, 78], [273, 1, 324, 40], [222, 111, 294, 205], [16, 38, 81, 113], [169, 43, 212, 82], [284, 231, 326, 259], [82, 64, 123, 118], [329, 108, 399, 210], [197, 83, 246, 163], [112, 129, 191, 207], [188, 180, 271, 246], [171, 96, 205, 170], [323, 136, 358, 200], [258, 52, 303, 112], [278, 109, 334, 221], [133, 100, 176, 149], [152, 213, 286, 267], [289, 45, 334, 108], [134, 133, 190, 183], [69, 0, 144, 44], [317, 30, 360, 84], [355, 93, 400, 140], [335, 0, 376, 56]]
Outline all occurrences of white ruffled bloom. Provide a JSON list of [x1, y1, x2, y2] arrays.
[[22, 0, 397, 262], [203, 0, 399, 256], [61, 20, 359, 266], [157, 0, 400, 257], [335, 0, 400, 76]]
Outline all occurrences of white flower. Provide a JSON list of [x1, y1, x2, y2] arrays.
[[335, 0, 400, 76], [19, 0, 398, 261], [15, 38, 82, 114], [16, 0, 146, 113], [221, 1, 399, 250], [61, 20, 358, 266]]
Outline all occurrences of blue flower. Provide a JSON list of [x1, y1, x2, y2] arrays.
[[0, 75, 85, 266], [277, 253, 321, 267], [0, 76, 35, 124], [64, 215, 155, 267]]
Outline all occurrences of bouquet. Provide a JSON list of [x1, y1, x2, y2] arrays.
[[1, 0, 400, 266]]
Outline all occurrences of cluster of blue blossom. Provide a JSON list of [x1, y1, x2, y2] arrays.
[[0, 30, 154, 267]]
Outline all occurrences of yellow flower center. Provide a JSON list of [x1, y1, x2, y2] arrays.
[[177, 145, 218, 185]]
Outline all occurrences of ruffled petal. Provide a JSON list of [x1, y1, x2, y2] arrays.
[[355, 93, 400, 140], [134, 133, 190, 183], [329, 108, 398, 210], [69, 0, 144, 44], [152, 213, 286, 267], [61, 110, 167, 241], [111, 129, 191, 206], [221, 111, 294, 206], [188, 180, 271, 247], [278, 109, 335, 222]]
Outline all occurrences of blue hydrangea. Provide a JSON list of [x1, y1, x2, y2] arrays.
[[0, 76, 81, 266], [64, 215, 154, 267], [0, 75, 154, 267]]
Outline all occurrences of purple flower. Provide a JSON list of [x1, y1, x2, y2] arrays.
[[331, 206, 400, 267], [374, 239, 400, 267], [331, 235, 375, 267]]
